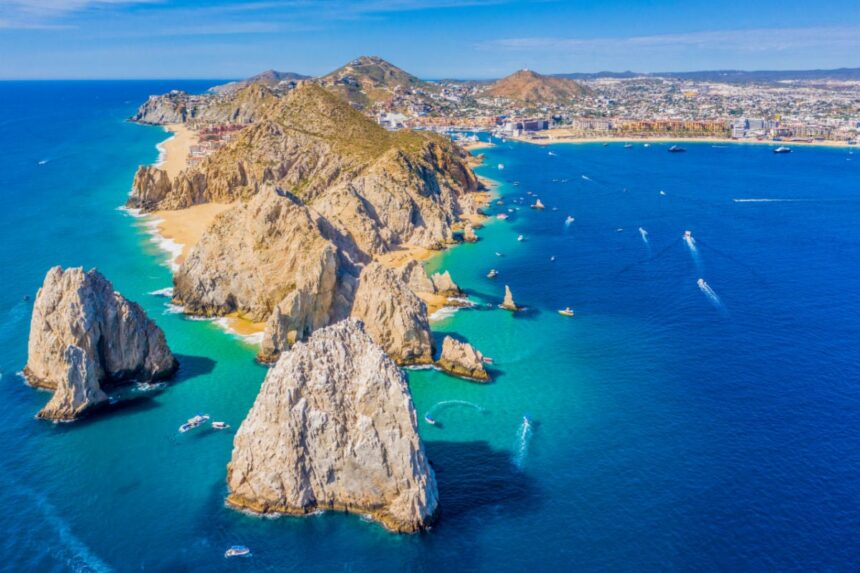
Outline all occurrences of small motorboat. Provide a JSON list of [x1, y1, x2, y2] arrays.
[[424, 414, 437, 426], [497, 163, 505, 170], [550, 256, 556, 262], [684, 230, 692, 240], [624, 143, 633, 149], [668, 145, 686, 153], [530, 199, 545, 209], [697, 278, 706, 289], [512, 181, 520, 186], [496, 200, 504, 205], [558, 307, 575, 317], [548, 151, 557, 156], [225, 545, 251, 558], [495, 251, 503, 257], [212, 421, 230, 430], [487, 269, 499, 279], [496, 213, 508, 220], [659, 190, 666, 196], [482, 356, 494, 364], [179, 414, 210, 433], [644, 143, 651, 148], [773, 146, 792, 154], [517, 235, 524, 242], [565, 215, 575, 224]]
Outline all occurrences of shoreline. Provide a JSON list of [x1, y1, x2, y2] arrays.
[[504, 132, 856, 149]]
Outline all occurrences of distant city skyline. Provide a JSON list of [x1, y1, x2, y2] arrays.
[[1, 0, 858, 79]]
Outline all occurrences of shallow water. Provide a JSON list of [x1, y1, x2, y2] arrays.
[[1, 83, 859, 571]]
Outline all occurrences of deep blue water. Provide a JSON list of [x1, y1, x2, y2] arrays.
[[1, 82, 859, 572]]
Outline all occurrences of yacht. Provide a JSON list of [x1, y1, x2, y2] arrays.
[[497, 163, 505, 170], [624, 143, 633, 149], [668, 145, 686, 153], [212, 421, 230, 430], [487, 269, 499, 278], [558, 307, 575, 317], [179, 414, 210, 433], [684, 230, 692, 240], [424, 414, 437, 426], [496, 213, 508, 220], [565, 215, 575, 224], [773, 146, 792, 154], [225, 546, 251, 558], [517, 235, 524, 242]]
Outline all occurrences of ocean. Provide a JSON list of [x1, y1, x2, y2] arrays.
[[0, 82, 859, 572]]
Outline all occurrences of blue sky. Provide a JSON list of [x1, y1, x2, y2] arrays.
[[1, 0, 858, 79]]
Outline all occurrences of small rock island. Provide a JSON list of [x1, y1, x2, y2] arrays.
[[226, 319, 438, 533], [24, 266, 177, 421], [436, 335, 490, 382]]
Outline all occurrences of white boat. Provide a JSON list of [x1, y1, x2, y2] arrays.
[[684, 230, 692, 240], [496, 213, 508, 220], [624, 143, 633, 149], [644, 143, 651, 148], [424, 414, 437, 425], [558, 307, 574, 317], [550, 256, 556, 262], [530, 199, 545, 209], [548, 151, 557, 156], [212, 421, 230, 430], [659, 190, 666, 196], [697, 278, 707, 289], [773, 146, 792, 154], [487, 269, 498, 278], [497, 163, 505, 170], [225, 545, 251, 558], [495, 251, 503, 257], [179, 414, 210, 433], [565, 216, 575, 224], [517, 235, 524, 242]]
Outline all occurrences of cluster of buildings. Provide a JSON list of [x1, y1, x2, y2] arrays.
[[188, 124, 244, 166]]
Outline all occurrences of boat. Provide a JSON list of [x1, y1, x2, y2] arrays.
[[530, 199, 545, 209], [565, 215, 575, 224], [644, 143, 651, 148], [659, 190, 666, 196], [495, 251, 503, 257], [624, 143, 633, 149], [512, 181, 520, 186], [212, 421, 230, 430], [517, 235, 524, 242], [179, 414, 210, 433], [697, 278, 707, 289], [225, 545, 251, 558], [668, 145, 686, 153], [548, 151, 557, 156], [550, 256, 556, 262], [482, 356, 494, 364], [773, 146, 792, 154], [497, 163, 505, 170], [684, 230, 692, 240], [523, 414, 533, 426], [558, 308, 574, 317], [496, 200, 504, 205], [496, 213, 508, 220], [424, 414, 437, 425], [487, 269, 498, 278]]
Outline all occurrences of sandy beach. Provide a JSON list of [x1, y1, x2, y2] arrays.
[[158, 123, 197, 178], [152, 203, 234, 265], [508, 130, 855, 149]]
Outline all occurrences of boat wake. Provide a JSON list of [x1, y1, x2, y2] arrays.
[[683, 231, 702, 271], [733, 198, 804, 203], [697, 278, 725, 312], [639, 227, 651, 254], [149, 287, 174, 298], [425, 400, 485, 424], [513, 416, 534, 469]]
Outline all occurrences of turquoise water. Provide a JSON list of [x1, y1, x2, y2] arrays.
[[1, 83, 860, 571]]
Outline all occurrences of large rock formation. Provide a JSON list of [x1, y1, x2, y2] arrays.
[[24, 267, 177, 420], [436, 336, 490, 382], [226, 319, 438, 533], [131, 84, 278, 126], [500, 285, 520, 311], [350, 263, 433, 365], [430, 270, 461, 297], [129, 83, 482, 365]]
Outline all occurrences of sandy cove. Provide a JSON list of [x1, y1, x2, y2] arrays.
[[142, 129, 493, 339], [506, 131, 856, 149]]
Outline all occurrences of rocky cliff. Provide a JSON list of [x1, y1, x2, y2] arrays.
[[24, 267, 177, 420], [226, 319, 438, 533], [131, 83, 277, 126], [131, 83, 481, 364]]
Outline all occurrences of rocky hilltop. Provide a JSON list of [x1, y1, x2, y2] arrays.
[[130, 83, 482, 363], [210, 69, 310, 96], [132, 83, 278, 126], [317, 55, 433, 111], [487, 69, 591, 105], [24, 267, 177, 420], [226, 319, 438, 533]]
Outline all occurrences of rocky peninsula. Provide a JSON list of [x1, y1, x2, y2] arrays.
[[130, 82, 484, 364], [226, 319, 438, 533], [24, 267, 177, 421]]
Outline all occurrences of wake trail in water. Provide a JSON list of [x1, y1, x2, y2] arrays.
[[513, 417, 534, 469], [425, 400, 485, 421], [697, 279, 726, 313], [0, 468, 113, 572], [683, 231, 702, 272], [581, 175, 592, 182]]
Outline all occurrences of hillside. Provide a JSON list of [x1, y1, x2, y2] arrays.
[[211, 69, 310, 95], [486, 69, 591, 105], [317, 55, 433, 110]]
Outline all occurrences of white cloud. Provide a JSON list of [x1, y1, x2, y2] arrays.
[[481, 26, 860, 54]]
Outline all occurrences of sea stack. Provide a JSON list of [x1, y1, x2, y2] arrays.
[[436, 336, 490, 382], [226, 319, 438, 533], [463, 224, 479, 243], [500, 285, 520, 311], [430, 270, 461, 297], [24, 267, 177, 421]]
